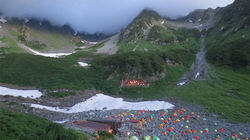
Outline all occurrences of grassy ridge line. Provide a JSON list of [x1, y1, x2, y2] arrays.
[[0, 109, 89, 140]]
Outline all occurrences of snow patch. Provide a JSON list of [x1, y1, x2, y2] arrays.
[[27, 47, 73, 58], [74, 31, 78, 36], [30, 94, 174, 113], [54, 120, 69, 124], [81, 40, 98, 45], [0, 86, 42, 99], [195, 72, 200, 79], [88, 42, 98, 45], [78, 62, 88, 67], [24, 18, 29, 23], [177, 81, 187, 86], [0, 18, 7, 23]]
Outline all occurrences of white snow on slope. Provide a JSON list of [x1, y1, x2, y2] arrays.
[[195, 72, 200, 79], [0, 86, 42, 99], [78, 62, 88, 67], [177, 81, 187, 86], [27, 47, 73, 58], [54, 120, 69, 124], [30, 94, 174, 113], [0, 18, 7, 23]]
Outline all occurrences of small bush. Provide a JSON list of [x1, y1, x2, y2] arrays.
[[47, 91, 77, 98]]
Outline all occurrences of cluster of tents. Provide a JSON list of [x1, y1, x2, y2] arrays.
[[130, 136, 160, 140], [121, 79, 149, 87]]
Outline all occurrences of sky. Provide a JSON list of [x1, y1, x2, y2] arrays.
[[0, 0, 234, 34]]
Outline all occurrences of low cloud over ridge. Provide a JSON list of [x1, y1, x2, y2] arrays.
[[0, 0, 234, 34]]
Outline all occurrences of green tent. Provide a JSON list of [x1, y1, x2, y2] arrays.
[[153, 136, 160, 140], [130, 136, 139, 140], [144, 136, 152, 140]]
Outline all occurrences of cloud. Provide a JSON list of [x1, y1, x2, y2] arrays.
[[0, 0, 234, 34]]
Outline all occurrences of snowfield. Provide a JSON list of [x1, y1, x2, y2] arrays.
[[27, 47, 73, 58], [177, 81, 187, 86], [0, 86, 42, 99], [30, 94, 174, 113], [78, 62, 88, 67]]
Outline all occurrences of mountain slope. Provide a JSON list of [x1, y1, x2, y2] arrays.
[[180, 8, 216, 23], [205, 0, 250, 70], [119, 9, 161, 42]]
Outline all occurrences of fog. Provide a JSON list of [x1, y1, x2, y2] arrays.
[[0, 0, 234, 34]]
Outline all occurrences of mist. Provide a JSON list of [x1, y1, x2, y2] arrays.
[[0, 0, 234, 34]]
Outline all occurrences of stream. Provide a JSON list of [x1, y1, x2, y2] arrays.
[[177, 35, 210, 86]]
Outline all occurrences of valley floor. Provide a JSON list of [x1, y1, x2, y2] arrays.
[[0, 18, 250, 139], [0, 89, 249, 140]]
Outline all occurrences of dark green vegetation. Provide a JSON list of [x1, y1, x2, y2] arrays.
[[206, 0, 250, 71], [0, 109, 89, 140], [47, 91, 77, 98], [75, 42, 85, 47], [97, 52, 165, 78], [148, 25, 175, 44], [98, 50, 195, 79], [98, 131, 115, 140], [0, 52, 118, 93]]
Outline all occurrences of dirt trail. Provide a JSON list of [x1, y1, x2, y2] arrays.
[[178, 35, 210, 86]]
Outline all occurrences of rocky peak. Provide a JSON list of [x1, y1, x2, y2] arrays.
[[119, 9, 161, 43]]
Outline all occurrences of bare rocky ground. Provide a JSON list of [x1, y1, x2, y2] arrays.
[[0, 92, 250, 140], [178, 35, 210, 87], [96, 33, 120, 55]]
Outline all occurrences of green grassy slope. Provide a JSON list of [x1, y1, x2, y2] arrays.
[[0, 109, 89, 140], [29, 29, 74, 49], [206, 0, 250, 71], [0, 35, 26, 54], [0, 52, 119, 93], [167, 66, 250, 122], [118, 26, 201, 54]]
